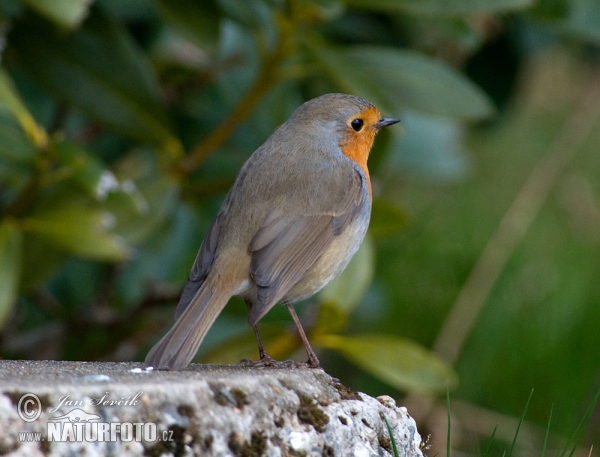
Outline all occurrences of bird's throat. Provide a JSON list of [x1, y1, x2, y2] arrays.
[[340, 132, 375, 200]]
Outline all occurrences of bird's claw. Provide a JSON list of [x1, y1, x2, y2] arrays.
[[238, 357, 320, 369]]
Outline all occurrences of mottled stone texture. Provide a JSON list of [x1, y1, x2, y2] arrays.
[[0, 361, 423, 457]]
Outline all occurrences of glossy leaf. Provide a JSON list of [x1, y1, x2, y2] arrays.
[[108, 175, 179, 246], [95, 0, 157, 20], [558, 0, 600, 45], [0, 1, 26, 18], [294, 0, 346, 22], [370, 199, 411, 239], [216, 0, 270, 28], [386, 111, 472, 179], [22, 207, 130, 261], [47, 259, 102, 311], [156, 0, 220, 50], [9, 11, 179, 147], [318, 235, 374, 315], [0, 220, 22, 326], [0, 122, 38, 164], [318, 334, 458, 394], [344, 0, 533, 15], [312, 303, 348, 335], [0, 68, 47, 147], [200, 331, 264, 365], [200, 323, 297, 364], [22, 0, 92, 28], [313, 45, 494, 119], [19, 232, 69, 293], [114, 199, 199, 305], [54, 140, 119, 200], [0, 123, 37, 193]]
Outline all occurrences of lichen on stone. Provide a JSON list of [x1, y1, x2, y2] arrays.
[[297, 394, 329, 433]]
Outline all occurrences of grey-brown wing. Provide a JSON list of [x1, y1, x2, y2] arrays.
[[175, 210, 226, 319], [247, 169, 365, 324]]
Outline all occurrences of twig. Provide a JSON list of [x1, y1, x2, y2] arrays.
[[179, 27, 291, 176]]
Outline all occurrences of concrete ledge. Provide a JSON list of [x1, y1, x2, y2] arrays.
[[0, 361, 423, 457]]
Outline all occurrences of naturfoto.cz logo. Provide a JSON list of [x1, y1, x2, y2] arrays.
[[16, 392, 174, 443]]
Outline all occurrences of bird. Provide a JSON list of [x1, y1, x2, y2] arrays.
[[145, 93, 399, 370]]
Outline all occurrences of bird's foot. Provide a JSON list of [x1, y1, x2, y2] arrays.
[[238, 355, 278, 367], [238, 356, 320, 369], [295, 356, 321, 369]]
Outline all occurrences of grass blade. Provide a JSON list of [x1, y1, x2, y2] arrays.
[[382, 414, 399, 457], [447, 387, 451, 457], [508, 388, 534, 457], [541, 403, 553, 457], [560, 388, 600, 457], [482, 424, 498, 457]]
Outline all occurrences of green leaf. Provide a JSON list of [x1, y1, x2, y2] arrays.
[[0, 122, 38, 164], [96, 0, 158, 20], [19, 232, 69, 293], [156, 0, 220, 50], [0, 220, 22, 326], [386, 111, 472, 179], [216, 0, 269, 28], [313, 303, 348, 335], [344, 0, 533, 15], [22, 207, 130, 261], [47, 259, 102, 311], [0, 1, 26, 18], [558, 0, 600, 45], [200, 320, 305, 364], [0, 68, 47, 147], [370, 200, 411, 239], [108, 175, 179, 246], [21, 0, 92, 28], [9, 10, 179, 148], [318, 235, 374, 314], [0, 122, 37, 193], [53, 140, 119, 200], [530, 0, 568, 20], [312, 45, 494, 119], [200, 326, 275, 364], [318, 334, 458, 394], [294, 0, 346, 22], [114, 199, 199, 305]]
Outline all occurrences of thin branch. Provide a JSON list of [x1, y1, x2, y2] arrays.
[[178, 28, 291, 176]]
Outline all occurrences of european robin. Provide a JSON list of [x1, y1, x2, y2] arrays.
[[145, 93, 399, 370]]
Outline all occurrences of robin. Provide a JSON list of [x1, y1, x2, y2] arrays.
[[145, 93, 399, 370]]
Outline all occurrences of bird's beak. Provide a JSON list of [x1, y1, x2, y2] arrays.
[[375, 117, 400, 129]]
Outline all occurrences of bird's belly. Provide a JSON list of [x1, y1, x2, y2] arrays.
[[282, 208, 370, 303]]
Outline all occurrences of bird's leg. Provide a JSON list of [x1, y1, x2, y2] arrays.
[[244, 299, 276, 365], [284, 300, 321, 368]]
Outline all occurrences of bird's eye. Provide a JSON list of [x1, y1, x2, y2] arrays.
[[350, 118, 364, 132]]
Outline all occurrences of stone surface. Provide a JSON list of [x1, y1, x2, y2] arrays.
[[0, 360, 423, 457]]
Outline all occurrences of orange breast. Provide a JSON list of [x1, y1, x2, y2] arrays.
[[340, 135, 373, 198], [339, 106, 380, 200]]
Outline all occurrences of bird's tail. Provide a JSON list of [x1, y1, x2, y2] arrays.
[[145, 276, 235, 370]]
